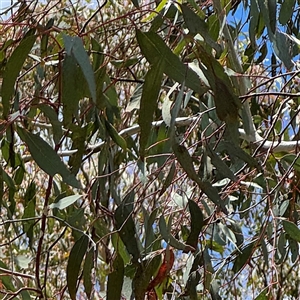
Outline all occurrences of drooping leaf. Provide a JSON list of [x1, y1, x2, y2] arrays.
[[17, 127, 81, 188], [172, 141, 227, 213], [63, 35, 96, 103], [207, 145, 237, 181], [37, 104, 62, 145], [147, 248, 175, 291], [22, 199, 35, 247], [61, 54, 82, 126], [181, 5, 222, 55], [144, 207, 159, 253], [0, 260, 16, 291], [104, 118, 127, 150], [67, 234, 89, 300], [107, 254, 124, 299], [185, 200, 203, 252], [136, 30, 208, 96], [268, 0, 277, 34], [83, 248, 93, 299], [271, 31, 295, 70], [159, 162, 175, 197], [283, 220, 300, 242], [115, 191, 140, 263], [49, 195, 82, 210], [279, 0, 296, 25], [255, 287, 268, 300], [1, 32, 36, 118], [289, 238, 298, 263], [159, 216, 193, 251], [232, 242, 254, 273], [138, 60, 164, 159]]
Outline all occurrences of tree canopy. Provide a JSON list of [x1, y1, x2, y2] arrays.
[[1, 0, 300, 299]]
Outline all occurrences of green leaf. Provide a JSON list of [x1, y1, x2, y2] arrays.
[[63, 35, 96, 103], [22, 199, 35, 247], [83, 249, 93, 299], [0, 261, 16, 291], [159, 215, 192, 251], [283, 220, 300, 242], [172, 141, 227, 213], [136, 30, 208, 95], [232, 243, 254, 273], [67, 234, 89, 300], [217, 141, 260, 170], [61, 54, 82, 126], [138, 60, 164, 159], [207, 145, 237, 181], [115, 191, 140, 263], [1, 33, 36, 118], [159, 162, 175, 197], [181, 5, 222, 55], [130, 0, 139, 8], [271, 31, 294, 70], [255, 287, 268, 300], [49, 195, 82, 210], [38, 104, 62, 145], [107, 254, 124, 299], [279, 0, 296, 25], [185, 200, 203, 251], [268, 0, 277, 34], [104, 119, 127, 150], [289, 238, 298, 263], [17, 127, 81, 188]]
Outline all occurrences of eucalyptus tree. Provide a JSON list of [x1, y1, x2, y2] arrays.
[[1, 0, 300, 299]]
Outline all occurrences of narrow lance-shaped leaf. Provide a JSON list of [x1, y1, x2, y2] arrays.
[[67, 235, 89, 300], [185, 200, 203, 252], [83, 249, 93, 299], [283, 220, 300, 242], [136, 30, 208, 96], [138, 59, 164, 159], [181, 5, 222, 55], [115, 191, 140, 263], [17, 127, 81, 188], [107, 254, 124, 299], [159, 216, 194, 251], [63, 35, 97, 103], [49, 195, 82, 210], [279, 0, 296, 25], [1, 32, 36, 118], [172, 140, 227, 213], [232, 242, 254, 273], [104, 118, 127, 151]]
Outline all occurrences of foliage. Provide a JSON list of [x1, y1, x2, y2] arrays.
[[1, 0, 300, 299]]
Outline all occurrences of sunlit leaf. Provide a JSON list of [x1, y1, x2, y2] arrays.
[[136, 30, 208, 95], [49, 195, 82, 210], [181, 5, 222, 55]]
